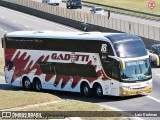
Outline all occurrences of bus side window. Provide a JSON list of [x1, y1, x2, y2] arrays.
[[110, 61, 119, 80], [55, 63, 76, 76], [104, 59, 119, 79], [39, 62, 56, 74], [40, 62, 97, 78], [101, 42, 114, 61], [76, 64, 97, 78], [7, 61, 14, 71], [107, 43, 114, 56]]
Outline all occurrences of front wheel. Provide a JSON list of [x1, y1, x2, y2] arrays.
[[81, 83, 92, 97]]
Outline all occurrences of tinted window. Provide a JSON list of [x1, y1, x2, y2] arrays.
[[40, 62, 56, 74], [5, 37, 113, 54], [102, 58, 120, 80], [152, 46, 160, 54], [40, 62, 97, 78], [95, 8, 103, 11], [106, 33, 140, 44], [6, 60, 14, 71], [114, 40, 147, 58], [55, 63, 76, 76], [76, 64, 97, 77]]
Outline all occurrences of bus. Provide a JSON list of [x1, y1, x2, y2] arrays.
[[2, 31, 153, 97]]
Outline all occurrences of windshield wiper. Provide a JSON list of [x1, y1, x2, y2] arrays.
[[122, 77, 135, 81], [141, 75, 151, 79]]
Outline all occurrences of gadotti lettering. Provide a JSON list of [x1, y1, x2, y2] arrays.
[[51, 53, 89, 62]]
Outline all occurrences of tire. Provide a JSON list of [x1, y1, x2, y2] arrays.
[[23, 78, 32, 90], [34, 79, 42, 92], [79, 6, 82, 9], [95, 84, 103, 98], [81, 83, 92, 97], [154, 61, 157, 66], [56, 3, 59, 6]]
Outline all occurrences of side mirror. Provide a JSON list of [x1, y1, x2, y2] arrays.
[[149, 53, 159, 66], [120, 60, 125, 70], [155, 55, 159, 66]]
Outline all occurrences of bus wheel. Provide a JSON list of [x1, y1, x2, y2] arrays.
[[81, 83, 92, 97], [34, 79, 42, 92], [95, 84, 103, 98], [23, 77, 32, 90]]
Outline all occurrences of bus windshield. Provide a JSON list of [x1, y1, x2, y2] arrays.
[[114, 40, 147, 58], [120, 59, 151, 82]]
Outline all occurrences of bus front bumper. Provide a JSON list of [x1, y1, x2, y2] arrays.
[[120, 84, 152, 96]]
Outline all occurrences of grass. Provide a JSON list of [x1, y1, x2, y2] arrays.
[[82, 0, 160, 20], [22, 100, 108, 111], [0, 90, 61, 110], [21, 100, 129, 120], [83, 0, 160, 15]]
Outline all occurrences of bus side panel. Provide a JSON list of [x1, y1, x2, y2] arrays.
[[110, 79, 120, 96], [4, 49, 111, 93], [5, 68, 22, 87], [103, 80, 111, 95], [5, 68, 13, 84]]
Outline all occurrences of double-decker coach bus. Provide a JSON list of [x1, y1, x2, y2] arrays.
[[2, 31, 153, 97]]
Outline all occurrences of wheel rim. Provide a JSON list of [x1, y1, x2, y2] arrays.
[[35, 81, 42, 91], [96, 86, 102, 97], [83, 85, 89, 95], [24, 80, 30, 89]]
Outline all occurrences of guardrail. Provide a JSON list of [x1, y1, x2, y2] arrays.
[[81, 1, 160, 21], [0, 0, 160, 48]]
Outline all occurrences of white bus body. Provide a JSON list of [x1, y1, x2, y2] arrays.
[[2, 31, 152, 97]]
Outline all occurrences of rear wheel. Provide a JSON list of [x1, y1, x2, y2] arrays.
[[81, 83, 92, 97], [23, 78, 32, 90], [34, 79, 42, 92], [95, 84, 103, 98]]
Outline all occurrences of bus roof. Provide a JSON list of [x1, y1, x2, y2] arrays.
[[5, 31, 140, 43], [5, 31, 117, 39]]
